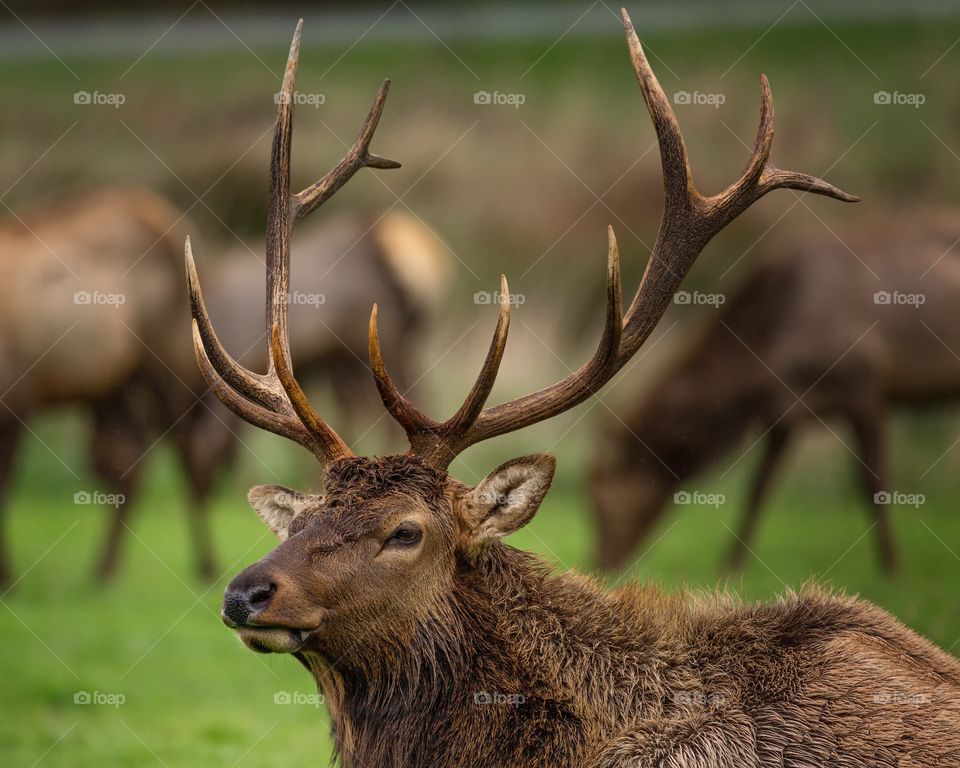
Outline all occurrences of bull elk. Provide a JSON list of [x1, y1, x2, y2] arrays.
[[590, 215, 960, 574], [190, 11, 960, 767]]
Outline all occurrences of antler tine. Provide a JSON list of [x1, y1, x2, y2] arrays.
[[187, 19, 400, 466], [264, 17, 302, 376], [186, 237, 285, 411], [271, 324, 351, 459], [294, 80, 401, 224], [382, 6, 856, 467], [191, 321, 327, 457], [441, 275, 512, 438], [368, 303, 437, 436], [706, 73, 859, 229], [620, 10, 694, 213]]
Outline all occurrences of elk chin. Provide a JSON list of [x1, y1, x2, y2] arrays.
[[236, 627, 308, 654]]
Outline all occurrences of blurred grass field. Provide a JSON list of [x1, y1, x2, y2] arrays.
[[3, 8, 960, 766]]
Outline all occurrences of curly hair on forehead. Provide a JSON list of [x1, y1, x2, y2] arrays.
[[322, 455, 449, 506]]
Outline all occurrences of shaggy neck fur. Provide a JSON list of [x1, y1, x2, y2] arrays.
[[301, 544, 672, 767]]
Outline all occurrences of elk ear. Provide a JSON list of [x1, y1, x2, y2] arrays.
[[247, 485, 312, 541], [457, 454, 556, 554]]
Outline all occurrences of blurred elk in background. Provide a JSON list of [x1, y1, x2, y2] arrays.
[[591, 212, 960, 574], [0, 186, 447, 587], [0, 186, 186, 587]]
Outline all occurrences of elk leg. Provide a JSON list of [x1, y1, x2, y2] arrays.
[[174, 398, 236, 581], [92, 394, 148, 583], [0, 422, 23, 589], [725, 425, 790, 572], [850, 406, 897, 574]]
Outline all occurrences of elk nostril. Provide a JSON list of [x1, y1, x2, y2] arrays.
[[246, 582, 276, 612], [223, 590, 251, 627]]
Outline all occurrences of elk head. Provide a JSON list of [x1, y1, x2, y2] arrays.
[[186, 12, 856, 664]]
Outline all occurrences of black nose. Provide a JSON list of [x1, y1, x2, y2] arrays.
[[222, 577, 276, 627]]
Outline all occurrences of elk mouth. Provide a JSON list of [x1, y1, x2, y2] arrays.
[[235, 626, 309, 654], [221, 611, 319, 654]]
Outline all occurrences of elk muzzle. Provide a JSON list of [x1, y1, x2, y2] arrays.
[[221, 559, 324, 654]]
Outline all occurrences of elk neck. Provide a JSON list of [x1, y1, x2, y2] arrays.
[[298, 544, 673, 767]]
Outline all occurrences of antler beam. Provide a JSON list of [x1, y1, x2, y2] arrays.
[[186, 19, 400, 465]]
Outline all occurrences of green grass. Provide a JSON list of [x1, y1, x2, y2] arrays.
[[1, 414, 959, 766]]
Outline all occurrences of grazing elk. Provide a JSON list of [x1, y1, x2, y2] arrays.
[[190, 11, 959, 768], [590, 216, 960, 575]]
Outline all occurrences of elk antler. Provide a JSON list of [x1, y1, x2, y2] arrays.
[[186, 19, 400, 464], [369, 7, 858, 469]]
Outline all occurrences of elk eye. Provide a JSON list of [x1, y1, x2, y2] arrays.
[[386, 524, 422, 547]]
